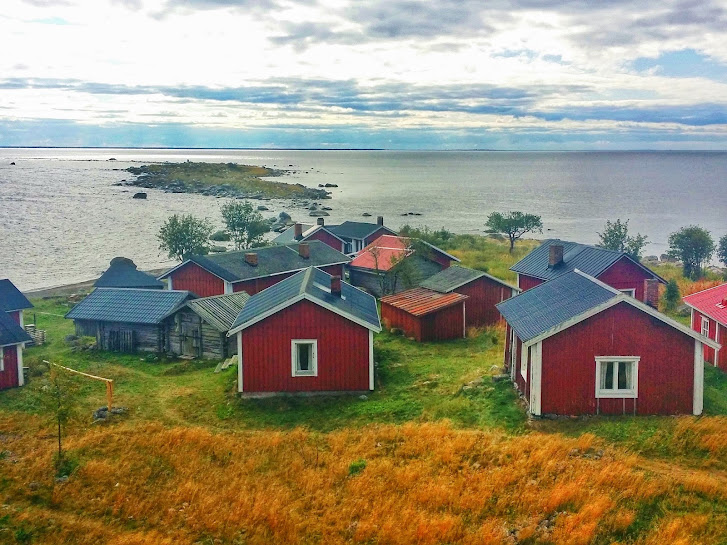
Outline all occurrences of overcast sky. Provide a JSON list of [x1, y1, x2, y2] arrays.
[[2, 0, 727, 149]]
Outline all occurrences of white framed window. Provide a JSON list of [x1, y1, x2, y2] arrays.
[[595, 357, 639, 398], [619, 289, 636, 297], [291, 339, 318, 377], [701, 316, 710, 337], [0, 347, 4, 372]]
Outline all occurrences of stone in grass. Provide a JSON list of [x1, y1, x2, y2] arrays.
[[93, 406, 129, 422], [210, 230, 231, 242]]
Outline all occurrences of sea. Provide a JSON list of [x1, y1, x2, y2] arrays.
[[1, 148, 725, 291]]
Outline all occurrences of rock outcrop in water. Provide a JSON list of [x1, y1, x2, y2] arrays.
[[121, 162, 331, 201]]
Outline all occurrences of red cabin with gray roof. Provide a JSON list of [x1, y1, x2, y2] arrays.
[[158, 241, 350, 298], [684, 283, 727, 371], [0, 309, 32, 390], [420, 266, 519, 328], [511, 239, 666, 304], [228, 267, 381, 395], [0, 279, 34, 327], [497, 270, 719, 417]]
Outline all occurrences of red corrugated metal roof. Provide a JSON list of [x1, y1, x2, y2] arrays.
[[380, 287, 468, 316], [350, 235, 411, 271], [683, 283, 727, 326]]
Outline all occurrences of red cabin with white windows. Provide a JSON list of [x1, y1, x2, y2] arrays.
[[0, 279, 33, 390], [497, 271, 719, 416], [511, 239, 666, 303], [158, 241, 350, 298], [228, 267, 381, 395], [684, 283, 727, 370]]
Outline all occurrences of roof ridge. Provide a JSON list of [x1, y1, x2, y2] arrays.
[[300, 267, 315, 296], [572, 269, 622, 296]]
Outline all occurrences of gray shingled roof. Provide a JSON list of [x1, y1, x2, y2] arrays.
[[0, 310, 32, 347], [496, 271, 617, 342], [230, 267, 380, 333], [420, 266, 517, 293], [66, 288, 192, 325], [94, 259, 164, 289], [185, 292, 251, 332], [272, 223, 315, 244], [0, 279, 33, 312], [510, 239, 665, 283], [159, 240, 350, 284], [328, 221, 393, 240]]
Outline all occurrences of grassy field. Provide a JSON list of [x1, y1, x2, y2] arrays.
[[2, 236, 727, 544]]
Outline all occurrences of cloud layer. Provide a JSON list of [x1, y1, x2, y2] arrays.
[[4, 0, 727, 149]]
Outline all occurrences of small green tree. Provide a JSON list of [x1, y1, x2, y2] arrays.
[[597, 219, 648, 259], [662, 279, 680, 313], [220, 200, 269, 250], [718, 234, 727, 268], [33, 367, 80, 475], [485, 211, 543, 253], [158, 214, 213, 261], [667, 225, 715, 280]]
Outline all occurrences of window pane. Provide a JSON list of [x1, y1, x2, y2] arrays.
[[618, 361, 631, 389], [601, 361, 614, 390], [297, 343, 311, 371]]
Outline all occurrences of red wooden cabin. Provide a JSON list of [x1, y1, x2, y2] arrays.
[[0, 310, 32, 390], [228, 267, 381, 395], [0, 278, 34, 327], [511, 239, 666, 303], [420, 266, 519, 328], [272, 219, 347, 253], [158, 241, 350, 298], [684, 283, 727, 370], [497, 270, 719, 417], [380, 288, 467, 342]]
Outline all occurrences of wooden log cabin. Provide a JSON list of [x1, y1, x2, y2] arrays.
[[65, 288, 193, 353], [167, 292, 250, 359]]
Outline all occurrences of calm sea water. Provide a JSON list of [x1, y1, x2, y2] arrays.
[[1, 148, 725, 291]]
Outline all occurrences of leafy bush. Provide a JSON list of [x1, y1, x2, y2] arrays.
[[348, 459, 367, 476]]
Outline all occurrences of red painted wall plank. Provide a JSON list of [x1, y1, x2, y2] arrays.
[[455, 277, 513, 328], [169, 262, 225, 297], [539, 302, 695, 416], [241, 299, 370, 392], [692, 309, 721, 369], [381, 300, 464, 342], [0, 345, 20, 390], [307, 230, 345, 253], [597, 256, 654, 301], [7, 311, 20, 325], [232, 265, 345, 296], [518, 275, 543, 291]]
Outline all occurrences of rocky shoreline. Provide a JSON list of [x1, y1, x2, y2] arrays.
[[116, 162, 331, 201]]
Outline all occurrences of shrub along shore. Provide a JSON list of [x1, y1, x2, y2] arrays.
[[3, 234, 727, 544]]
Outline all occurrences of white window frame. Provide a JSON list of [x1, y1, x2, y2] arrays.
[[701, 316, 710, 338], [291, 339, 318, 377], [619, 288, 636, 298], [0, 347, 4, 372], [595, 356, 639, 398]]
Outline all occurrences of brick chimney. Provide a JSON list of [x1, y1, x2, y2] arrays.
[[330, 275, 342, 296], [317, 217, 325, 226], [299, 242, 310, 259], [294, 223, 303, 240], [548, 244, 564, 267], [644, 279, 660, 308], [244, 252, 258, 267], [377, 216, 384, 226]]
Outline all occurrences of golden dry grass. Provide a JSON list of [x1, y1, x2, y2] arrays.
[[2, 418, 727, 545]]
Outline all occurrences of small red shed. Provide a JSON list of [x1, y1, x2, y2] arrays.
[[380, 288, 468, 342], [228, 267, 381, 395], [0, 310, 32, 390], [420, 266, 519, 328], [510, 239, 666, 303], [684, 283, 727, 370], [497, 270, 719, 417], [0, 278, 34, 327]]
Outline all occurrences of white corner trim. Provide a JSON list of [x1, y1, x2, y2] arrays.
[[462, 301, 466, 338], [16, 345, 24, 387], [520, 342, 528, 380], [0, 346, 3, 372], [594, 356, 639, 399], [529, 341, 542, 416], [715, 324, 721, 367], [509, 329, 517, 380], [237, 332, 243, 393], [369, 330, 374, 390], [516, 273, 521, 290], [694, 340, 704, 415], [167, 276, 173, 290], [291, 339, 318, 377], [18, 310, 24, 328], [224, 281, 233, 294]]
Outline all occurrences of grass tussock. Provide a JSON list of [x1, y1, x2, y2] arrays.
[[2, 419, 727, 545]]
